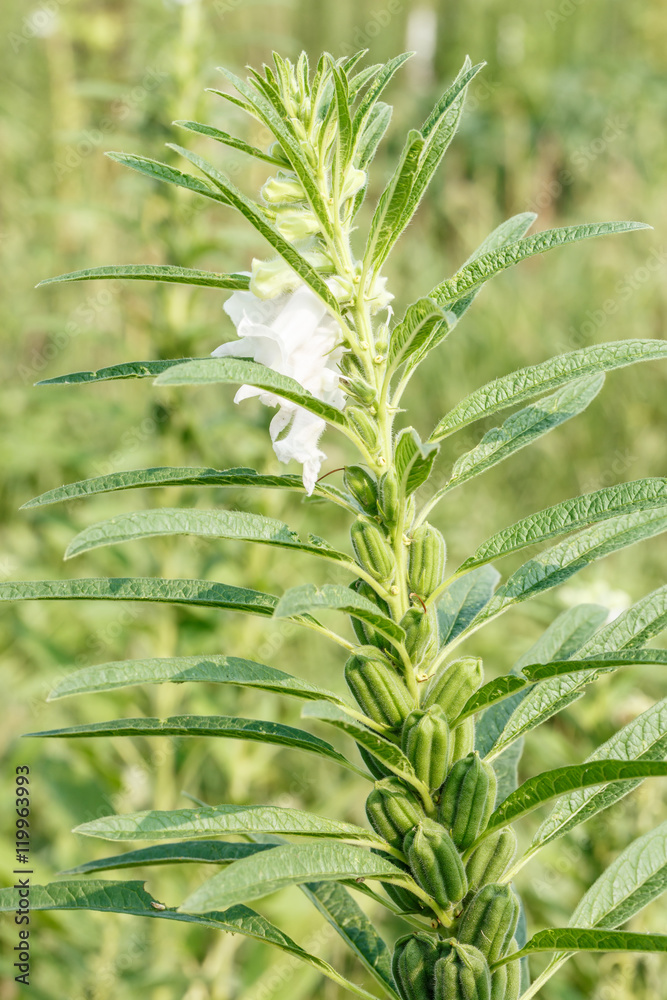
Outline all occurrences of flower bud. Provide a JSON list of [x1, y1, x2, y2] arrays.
[[365, 777, 424, 850], [401, 706, 450, 791], [433, 943, 492, 1000], [408, 523, 447, 598], [261, 174, 306, 205], [344, 466, 378, 515], [351, 519, 395, 584], [404, 818, 468, 909], [400, 607, 439, 666], [423, 657, 484, 724], [345, 648, 413, 728], [275, 208, 321, 242], [249, 256, 300, 298], [341, 165, 367, 200], [392, 933, 439, 1000], [466, 828, 518, 892], [438, 752, 497, 850], [458, 884, 520, 964]]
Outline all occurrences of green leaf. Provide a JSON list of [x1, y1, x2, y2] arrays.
[[28, 716, 364, 775], [38, 358, 199, 387], [483, 759, 667, 838], [356, 101, 392, 170], [0, 577, 278, 616], [431, 339, 667, 441], [180, 842, 409, 912], [393, 428, 439, 496], [48, 655, 344, 703], [74, 804, 382, 845], [522, 649, 667, 682], [63, 841, 275, 875], [365, 129, 425, 268], [105, 151, 234, 208], [154, 357, 348, 430], [387, 298, 445, 369], [351, 52, 412, 147], [582, 584, 667, 651], [172, 120, 285, 165], [457, 676, 529, 724], [500, 928, 667, 965], [274, 584, 405, 646], [64, 508, 353, 566], [459, 478, 667, 571], [331, 62, 353, 165], [437, 564, 501, 647], [22, 466, 357, 512], [36, 265, 250, 290], [0, 881, 383, 1000]]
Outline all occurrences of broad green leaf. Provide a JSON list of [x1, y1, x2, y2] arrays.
[[531, 698, 667, 851], [387, 298, 444, 369], [172, 120, 285, 165], [36, 265, 250, 290], [0, 577, 278, 616], [64, 841, 275, 875], [462, 213, 538, 263], [48, 655, 344, 703], [457, 676, 529, 724], [431, 339, 667, 441], [437, 564, 501, 647], [365, 129, 425, 268], [522, 649, 667, 682], [180, 842, 409, 912], [274, 584, 405, 646], [459, 478, 667, 571], [154, 358, 348, 430], [436, 375, 604, 498], [0, 881, 382, 1000], [570, 820, 667, 929], [393, 428, 439, 496], [483, 759, 667, 838], [65, 508, 353, 567], [38, 358, 199, 387], [492, 739, 524, 809], [22, 466, 357, 512], [581, 584, 667, 651], [74, 804, 382, 845], [500, 928, 667, 965]]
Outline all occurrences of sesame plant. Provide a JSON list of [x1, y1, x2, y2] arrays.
[[4, 51, 667, 999]]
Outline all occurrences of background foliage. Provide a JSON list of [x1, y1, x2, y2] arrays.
[[1, 1, 666, 998]]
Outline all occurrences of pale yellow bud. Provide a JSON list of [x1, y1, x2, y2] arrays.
[[261, 175, 306, 205]]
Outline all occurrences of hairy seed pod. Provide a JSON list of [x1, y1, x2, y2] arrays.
[[433, 942, 491, 1000], [345, 648, 413, 728], [347, 406, 379, 451], [498, 946, 520, 1000], [408, 522, 447, 598], [438, 753, 497, 849], [466, 828, 518, 892], [349, 580, 392, 649], [401, 706, 450, 791], [359, 745, 392, 780], [401, 607, 439, 666], [423, 658, 484, 723], [377, 469, 400, 527], [451, 717, 476, 761], [344, 466, 378, 515], [351, 519, 396, 583], [365, 778, 424, 850], [404, 818, 468, 908], [392, 933, 439, 1000], [458, 884, 520, 964]]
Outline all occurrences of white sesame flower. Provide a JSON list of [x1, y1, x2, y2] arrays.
[[213, 282, 345, 494]]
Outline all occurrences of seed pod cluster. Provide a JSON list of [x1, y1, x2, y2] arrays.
[[433, 942, 492, 1000], [457, 884, 520, 963], [424, 657, 484, 723], [439, 753, 498, 850], [365, 778, 424, 850], [345, 648, 414, 728], [408, 522, 447, 598], [392, 933, 440, 1000], [401, 706, 450, 791], [405, 819, 468, 908], [351, 519, 395, 583], [401, 607, 439, 666], [466, 828, 518, 892]]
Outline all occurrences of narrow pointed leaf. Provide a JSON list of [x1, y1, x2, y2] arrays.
[[393, 428, 439, 496], [64, 841, 275, 875], [388, 298, 445, 369], [38, 358, 199, 387], [499, 928, 667, 966], [522, 649, 667, 682], [457, 676, 529, 724], [437, 565, 501, 647], [351, 52, 412, 145], [274, 584, 405, 645], [172, 120, 285, 165], [106, 151, 232, 206], [582, 584, 667, 651], [365, 130, 425, 267], [36, 265, 250, 290]]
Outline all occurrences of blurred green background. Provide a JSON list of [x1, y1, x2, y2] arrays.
[[1, 0, 666, 997]]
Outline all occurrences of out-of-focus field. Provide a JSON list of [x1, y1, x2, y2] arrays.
[[1, 1, 666, 997]]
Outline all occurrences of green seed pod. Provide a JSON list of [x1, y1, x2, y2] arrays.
[[347, 406, 379, 452], [458, 884, 520, 964], [345, 648, 413, 727], [466, 828, 518, 892], [401, 607, 439, 666], [344, 376, 378, 406], [408, 523, 447, 598], [401, 706, 450, 791], [438, 753, 497, 849], [359, 745, 392, 780], [365, 778, 424, 850], [433, 942, 491, 1000], [392, 933, 439, 1000], [423, 657, 484, 724], [377, 469, 400, 527], [404, 818, 468, 909], [498, 947, 520, 1000], [349, 580, 392, 650], [344, 466, 378, 515], [490, 962, 508, 1000], [350, 519, 395, 584], [451, 717, 476, 761]]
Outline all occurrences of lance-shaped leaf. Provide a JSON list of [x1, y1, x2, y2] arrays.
[[36, 265, 251, 290], [48, 655, 345, 703], [331, 61, 353, 165], [457, 676, 529, 724], [496, 928, 667, 966], [570, 820, 667, 929], [583, 584, 667, 650], [105, 151, 233, 207], [180, 842, 410, 913], [22, 466, 357, 513], [436, 375, 604, 498], [459, 478, 667, 571], [351, 52, 412, 146], [429, 221, 650, 311], [482, 759, 667, 838], [394, 428, 439, 496], [64, 840, 275, 876], [74, 804, 382, 845], [172, 120, 285, 165], [0, 881, 383, 1000], [274, 584, 405, 646], [431, 339, 667, 441], [388, 298, 445, 369], [352, 102, 393, 217], [38, 358, 199, 387], [154, 357, 348, 430], [530, 698, 667, 852], [64, 508, 354, 567], [28, 716, 365, 775], [0, 577, 278, 616], [522, 649, 667, 682], [364, 129, 425, 268], [437, 564, 501, 647]]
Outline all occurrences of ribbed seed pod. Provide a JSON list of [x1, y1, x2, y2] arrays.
[[344, 465, 378, 515], [404, 818, 468, 909], [401, 706, 450, 791], [401, 607, 439, 666], [349, 580, 391, 649], [392, 933, 439, 1000], [423, 658, 484, 723], [438, 753, 497, 850], [351, 519, 395, 583], [499, 948, 520, 1000], [365, 778, 424, 849], [490, 963, 507, 1000], [466, 828, 518, 892], [458, 884, 520, 964], [347, 406, 379, 451], [408, 522, 447, 598], [433, 943, 491, 1000], [377, 469, 400, 527], [345, 648, 414, 728], [451, 717, 476, 761]]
